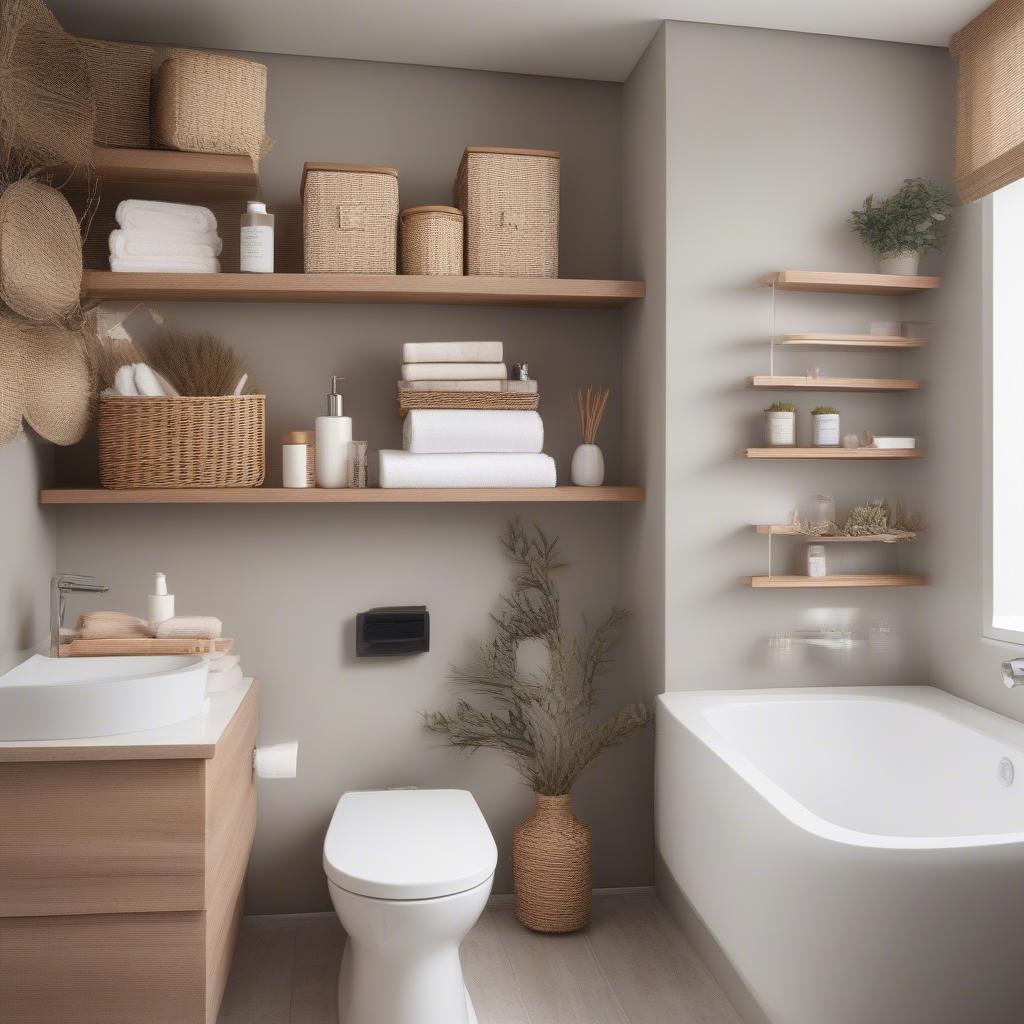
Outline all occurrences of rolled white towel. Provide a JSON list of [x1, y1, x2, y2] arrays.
[[379, 450, 556, 488], [114, 364, 139, 396], [110, 228, 223, 261], [403, 410, 544, 454], [133, 364, 170, 397], [402, 341, 504, 363], [401, 362, 508, 381], [116, 199, 218, 234], [110, 256, 220, 274]]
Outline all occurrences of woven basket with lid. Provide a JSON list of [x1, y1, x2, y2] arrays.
[[78, 38, 153, 148], [400, 205, 463, 275], [302, 162, 399, 274], [454, 147, 560, 278]]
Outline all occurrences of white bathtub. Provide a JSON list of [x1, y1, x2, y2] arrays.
[[656, 687, 1024, 1024]]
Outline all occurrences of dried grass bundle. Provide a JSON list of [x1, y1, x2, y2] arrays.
[[790, 499, 924, 542], [145, 330, 249, 397], [572, 386, 610, 445]]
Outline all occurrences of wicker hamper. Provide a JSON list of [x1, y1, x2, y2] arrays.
[[454, 147, 559, 278], [302, 163, 399, 274], [98, 395, 265, 489], [78, 38, 154, 148], [400, 205, 463, 275]]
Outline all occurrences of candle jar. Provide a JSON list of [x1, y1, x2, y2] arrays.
[[806, 544, 828, 578], [347, 440, 368, 488], [811, 494, 835, 530], [282, 430, 315, 488]]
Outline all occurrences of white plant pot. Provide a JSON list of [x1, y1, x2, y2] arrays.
[[764, 411, 796, 447], [571, 443, 605, 486], [877, 251, 920, 276], [812, 413, 840, 447]]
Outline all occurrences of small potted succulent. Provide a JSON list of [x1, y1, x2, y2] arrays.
[[811, 405, 840, 447], [848, 178, 952, 275], [764, 401, 797, 447]]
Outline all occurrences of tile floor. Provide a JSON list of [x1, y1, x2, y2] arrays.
[[218, 892, 743, 1024]]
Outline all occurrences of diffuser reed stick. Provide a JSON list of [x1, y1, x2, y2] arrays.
[[572, 386, 610, 444]]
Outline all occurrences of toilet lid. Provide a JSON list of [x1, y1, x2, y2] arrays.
[[323, 789, 498, 901]]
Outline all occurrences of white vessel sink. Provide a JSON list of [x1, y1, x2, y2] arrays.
[[0, 655, 209, 741]]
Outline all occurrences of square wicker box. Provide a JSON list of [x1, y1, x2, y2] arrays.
[[78, 38, 154, 148], [454, 146, 560, 278], [302, 162, 399, 274], [400, 205, 463, 275]]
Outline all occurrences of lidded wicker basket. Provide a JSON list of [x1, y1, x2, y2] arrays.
[[302, 162, 399, 274], [98, 395, 265, 489], [455, 147, 560, 278], [400, 205, 463, 275], [78, 38, 154, 148]]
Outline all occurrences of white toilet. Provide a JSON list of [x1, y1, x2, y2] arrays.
[[323, 788, 498, 1024]]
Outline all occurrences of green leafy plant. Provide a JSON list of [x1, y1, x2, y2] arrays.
[[425, 520, 650, 796], [848, 178, 952, 256], [765, 401, 797, 413], [811, 406, 839, 415]]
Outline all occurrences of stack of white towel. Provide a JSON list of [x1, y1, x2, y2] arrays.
[[109, 200, 222, 274], [381, 341, 555, 488]]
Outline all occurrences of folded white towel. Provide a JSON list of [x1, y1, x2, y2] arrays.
[[110, 228, 223, 261], [403, 410, 544, 454], [110, 256, 220, 274], [401, 362, 508, 382], [379, 450, 556, 488], [116, 199, 218, 235], [403, 341, 504, 363], [207, 664, 244, 693], [399, 379, 538, 393]]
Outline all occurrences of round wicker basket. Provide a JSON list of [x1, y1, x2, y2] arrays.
[[79, 37, 154, 148], [21, 321, 93, 446], [400, 205, 463, 276], [512, 793, 592, 933]]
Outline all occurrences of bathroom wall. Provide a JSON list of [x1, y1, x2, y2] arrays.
[[54, 51, 653, 912]]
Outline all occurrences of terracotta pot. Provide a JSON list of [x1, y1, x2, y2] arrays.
[[512, 792, 592, 933]]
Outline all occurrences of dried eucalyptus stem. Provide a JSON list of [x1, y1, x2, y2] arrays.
[[572, 386, 610, 444]]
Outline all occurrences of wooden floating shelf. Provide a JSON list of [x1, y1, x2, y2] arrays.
[[761, 271, 941, 295], [746, 574, 927, 588], [81, 272, 645, 309], [62, 147, 260, 194], [754, 525, 915, 542], [748, 375, 921, 392], [59, 637, 233, 657], [40, 486, 645, 505], [745, 448, 919, 459], [778, 333, 926, 349]]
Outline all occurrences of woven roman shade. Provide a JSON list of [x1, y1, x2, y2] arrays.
[[952, 0, 1024, 202]]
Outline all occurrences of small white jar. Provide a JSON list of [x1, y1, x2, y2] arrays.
[[812, 411, 840, 447], [282, 430, 315, 488], [806, 544, 828, 578], [764, 409, 796, 447]]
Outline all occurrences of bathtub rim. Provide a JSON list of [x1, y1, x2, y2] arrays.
[[657, 685, 1024, 851]]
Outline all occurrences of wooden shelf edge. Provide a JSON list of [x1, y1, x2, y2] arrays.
[[40, 486, 646, 505], [760, 270, 942, 295], [753, 526, 916, 542], [744, 447, 920, 460], [778, 334, 926, 349], [746, 574, 927, 588], [58, 147, 260, 194], [748, 375, 921, 392]]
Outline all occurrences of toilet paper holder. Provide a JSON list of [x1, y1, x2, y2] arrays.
[[357, 606, 430, 657]]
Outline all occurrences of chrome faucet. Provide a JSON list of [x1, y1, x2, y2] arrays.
[[1001, 658, 1024, 689], [50, 574, 109, 656]]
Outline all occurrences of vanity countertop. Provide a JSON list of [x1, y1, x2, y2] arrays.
[[0, 678, 256, 762]]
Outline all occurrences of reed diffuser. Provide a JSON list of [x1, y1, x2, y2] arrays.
[[571, 386, 610, 486]]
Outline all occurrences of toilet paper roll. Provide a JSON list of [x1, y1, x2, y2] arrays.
[[254, 740, 299, 779]]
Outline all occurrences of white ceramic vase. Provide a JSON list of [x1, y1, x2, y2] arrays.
[[812, 413, 840, 447], [764, 411, 796, 447], [571, 444, 605, 486], [877, 251, 920, 276]]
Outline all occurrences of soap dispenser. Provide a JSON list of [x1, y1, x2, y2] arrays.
[[148, 571, 175, 629], [315, 375, 353, 488]]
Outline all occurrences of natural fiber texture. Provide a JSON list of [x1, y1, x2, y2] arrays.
[[513, 794, 592, 933], [951, 0, 1024, 202], [79, 37, 152, 148], [397, 387, 538, 417], [0, 314, 25, 443], [21, 320, 93, 445], [303, 166, 398, 273], [455, 149, 559, 277], [400, 206, 463, 275], [0, 178, 82, 323], [145, 330, 249, 397], [98, 394, 265, 488], [153, 49, 267, 168], [572, 386, 609, 444], [0, 0, 95, 184]]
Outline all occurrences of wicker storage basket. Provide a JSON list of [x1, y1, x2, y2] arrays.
[[302, 162, 399, 274], [98, 395, 265, 489], [397, 387, 538, 417], [78, 38, 153, 148], [400, 205, 463, 275], [153, 49, 267, 166], [455, 147, 559, 278]]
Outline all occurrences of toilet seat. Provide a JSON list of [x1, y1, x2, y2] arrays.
[[323, 789, 498, 901]]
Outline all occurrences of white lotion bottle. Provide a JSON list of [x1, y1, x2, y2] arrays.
[[315, 376, 353, 488], [148, 571, 175, 629], [240, 200, 274, 273]]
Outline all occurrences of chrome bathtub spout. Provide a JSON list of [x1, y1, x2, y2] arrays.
[[50, 574, 109, 656], [1001, 658, 1024, 689]]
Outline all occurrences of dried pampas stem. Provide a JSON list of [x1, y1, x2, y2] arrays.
[[145, 330, 250, 397], [572, 386, 610, 445]]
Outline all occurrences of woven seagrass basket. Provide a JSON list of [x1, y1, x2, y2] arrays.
[[302, 162, 399, 274], [400, 206, 463, 275], [79, 37, 153, 148], [397, 387, 538, 417], [98, 394, 265, 489], [454, 147, 559, 278]]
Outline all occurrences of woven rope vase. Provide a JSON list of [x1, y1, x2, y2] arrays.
[[512, 793, 592, 933]]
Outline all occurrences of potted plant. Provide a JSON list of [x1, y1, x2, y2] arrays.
[[764, 401, 797, 447], [848, 177, 952, 275], [811, 405, 840, 447], [426, 521, 650, 933]]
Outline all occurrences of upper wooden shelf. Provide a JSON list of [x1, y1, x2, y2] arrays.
[[761, 271, 941, 295], [746, 574, 927, 589], [63, 147, 260, 195], [81, 272, 645, 309], [778, 333, 926, 349], [748, 375, 921, 392], [745, 447, 919, 459], [40, 486, 645, 505]]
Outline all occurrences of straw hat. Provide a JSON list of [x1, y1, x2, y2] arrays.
[[0, 179, 83, 323], [21, 321, 93, 445], [0, 317, 25, 445]]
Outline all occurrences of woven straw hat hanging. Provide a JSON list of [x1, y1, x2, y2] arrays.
[[0, 315, 25, 444], [20, 320, 93, 445]]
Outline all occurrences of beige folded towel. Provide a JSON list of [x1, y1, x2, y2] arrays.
[[155, 615, 223, 640], [76, 611, 154, 640]]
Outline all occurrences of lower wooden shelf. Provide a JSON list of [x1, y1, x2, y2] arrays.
[[748, 375, 921, 392], [746, 574, 927, 588], [745, 447, 920, 459], [40, 486, 645, 505]]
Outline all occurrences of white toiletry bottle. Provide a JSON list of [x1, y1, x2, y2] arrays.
[[315, 376, 353, 488], [240, 200, 274, 273], [148, 572, 175, 629]]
